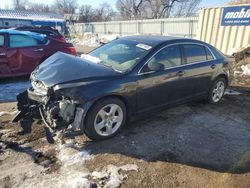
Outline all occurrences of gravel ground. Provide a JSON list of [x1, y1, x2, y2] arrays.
[[0, 92, 250, 188]]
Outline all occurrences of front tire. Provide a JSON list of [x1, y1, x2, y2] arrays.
[[84, 98, 126, 140], [208, 78, 226, 104]]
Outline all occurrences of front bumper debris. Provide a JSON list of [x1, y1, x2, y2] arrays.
[[14, 88, 85, 143]]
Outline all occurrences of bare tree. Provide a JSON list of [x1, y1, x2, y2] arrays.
[[79, 3, 116, 22], [27, 3, 51, 12], [116, 0, 144, 20], [95, 3, 116, 21], [172, 0, 201, 17], [160, 0, 179, 18], [116, 0, 131, 20], [12, 0, 28, 10], [132, 0, 144, 18], [116, 0, 201, 19], [91, 3, 116, 22], [144, 0, 163, 18], [79, 5, 95, 22], [119, 0, 179, 19], [53, 0, 77, 14], [228, 0, 250, 4]]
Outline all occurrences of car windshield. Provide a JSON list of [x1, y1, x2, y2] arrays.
[[88, 39, 152, 72]]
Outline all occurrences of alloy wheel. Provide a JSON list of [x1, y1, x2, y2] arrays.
[[212, 81, 225, 103], [94, 104, 123, 136]]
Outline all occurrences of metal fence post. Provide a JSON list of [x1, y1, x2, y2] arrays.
[[189, 19, 194, 38], [161, 21, 164, 35], [82, 23, 84, 36], [104, 23, 107, 34], [138, 21, 141, 34], [119, 22, 122, 35]]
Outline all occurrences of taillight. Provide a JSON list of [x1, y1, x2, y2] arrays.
[[68, 46, 77, 55]]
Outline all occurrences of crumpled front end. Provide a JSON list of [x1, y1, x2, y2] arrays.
[[14, 78, 85, 143]]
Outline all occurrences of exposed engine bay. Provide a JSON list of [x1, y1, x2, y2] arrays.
[[13, 78, 84, 143], [42, 98, 76, 128]]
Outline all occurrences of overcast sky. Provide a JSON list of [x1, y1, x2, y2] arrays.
[[0, 0, 231, 10]]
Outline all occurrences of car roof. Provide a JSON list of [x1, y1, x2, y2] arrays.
[[121, 35, 206, 46], [0, 29, 46, 41]]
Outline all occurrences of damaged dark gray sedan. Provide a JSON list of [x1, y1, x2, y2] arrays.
[[14, 36, 230, 141]]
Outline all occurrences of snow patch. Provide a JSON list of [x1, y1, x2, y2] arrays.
[[92, 164, 138, 188], [56, 144, 138, 188], [241, 64, 250, 76], [45, 144, 94, 188], [0, 110, 18, 117], [58, 144, 93, 166], [234, 64, 250, 77], [224, 89, 241, 95], [74, 33, 120, 47]]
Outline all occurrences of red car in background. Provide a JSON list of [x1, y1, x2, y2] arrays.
[[0, 29, 76, 78]]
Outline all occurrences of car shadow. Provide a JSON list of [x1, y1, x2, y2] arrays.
[[81, 94, 250, 174], [0, 140, 56, 166]]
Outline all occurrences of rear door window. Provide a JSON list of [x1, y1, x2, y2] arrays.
[[0, 34, 5, 47], [183, 44, 207, 64], [9, 34, 38, 48]]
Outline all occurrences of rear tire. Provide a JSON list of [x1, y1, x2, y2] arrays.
[[84, 98, 126, 140], [208, 78, 226, 104]]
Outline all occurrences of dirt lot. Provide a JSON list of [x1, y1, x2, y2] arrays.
[[1, 91, 250, 188], [0, 45, 250, 188]]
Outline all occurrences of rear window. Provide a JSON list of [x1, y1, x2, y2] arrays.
[[183, 44, 207, 64]]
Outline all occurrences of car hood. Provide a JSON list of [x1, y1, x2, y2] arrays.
[[32, 52, 121, 87]]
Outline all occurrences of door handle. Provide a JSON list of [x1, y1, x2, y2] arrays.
[[176, 71, 185, 76], [34, 48, 44, 52], [210, 64, 216, 69], [0, 52, 6, 56]]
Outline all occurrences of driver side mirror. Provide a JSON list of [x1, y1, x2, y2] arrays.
[[148, 61, 164, 71]]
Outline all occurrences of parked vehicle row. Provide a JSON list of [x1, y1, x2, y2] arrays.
[[14, 36, 230, 141]]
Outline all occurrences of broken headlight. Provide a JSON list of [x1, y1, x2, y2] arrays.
[[31, 79, 48, 95]]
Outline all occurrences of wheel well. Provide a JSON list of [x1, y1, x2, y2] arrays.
[[215, 74, 229, 87], [84, 95, 129, 124], [95, 95, 128, 111]]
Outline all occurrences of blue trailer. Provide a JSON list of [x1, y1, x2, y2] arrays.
[[0, 9, 68, 35]]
